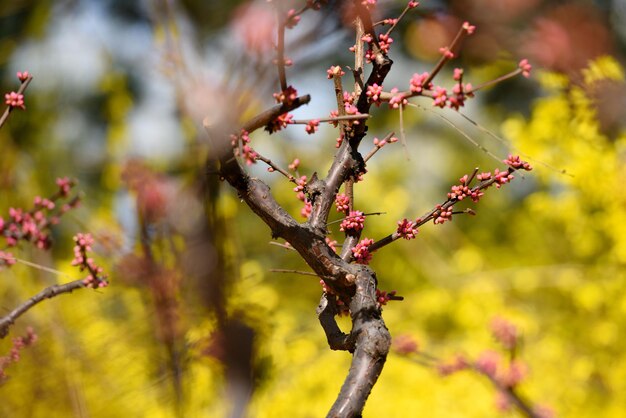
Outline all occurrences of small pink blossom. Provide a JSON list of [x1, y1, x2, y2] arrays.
[[396, 218, 418, 240], [285, 9, 300, 28], [327, 65, 345, 79], [504, 154, 532, 171], [301, 201, 312, 219], [433, 204, 453, 224], [388, 87, 408, 109], [376, 289, 397, 306], [340, 210, 365, 232], [56, 177, 73, 197], [519, 59, 532, 78], [439, 46, 454, 59], [4, 92, 25, 109], [335, 135, 343, 148], [491, 317, 518, 349], [453, 68, 464, 81], [366, 83, 383, 106], [477, 172, 492, 181], [494, 168, 514, 188], [378, 34, 393, 54], [273, 85, 298, 106], [17, 71, 31, 82], [305, 119, 320, 134], [351, 238, 374, 264], [498, 360, 528, 387], [293, 175, 307, 193], [343, 91, 355, 105], [0, 251, 16, 267], [266, 112, 294, 133], [335, 193, 350, 213], [462, 21, 476, 34], [409, 72, 431, 94], [288, 158, 300, 171], [475, 350, 501, 378], [407, 1, 419, 8], [393, 334, 419, 355], [432, 86, 448, 108]]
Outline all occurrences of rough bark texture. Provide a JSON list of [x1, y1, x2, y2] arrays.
[[203, 3, 397, 415]]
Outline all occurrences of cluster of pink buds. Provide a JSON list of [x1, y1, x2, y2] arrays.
[[0, 251, 16, 268], [71, 233, 108, 289], [326, 65, 345, 79], [392, 334, 419, 355], [409, 72, 432, 94], [433, 204, 453, 225], [490, 316, 519, 350], [17, 71, 31, 82], [504, 154, 532, 171], [351, 237, 374, 264], [493, 168, 515, 188], [4, 92, 25, 110], [340, 211, 365, 232], [0, 179, 79, 256], [448, 175, 483, 202], [388, 88, 408, 109], [396, 218, 419, 239], [288, 158, 300, 171], [230, 130, 258, 165], [434, 319, 552, 417], [375, 289, 397, 307], [292, 176, 311, 219], [518, 59, 532, 78], [377, 33, 393, 54], [0, 327, 37, 381], [366, 83, 383, 106], [305, 119, 320, 134], [335, 193, 350, 213], [372, 136, 398, 148], [273, 85, 298, 106], [285, 9, 300, 28], [266, 112, 294, 133]]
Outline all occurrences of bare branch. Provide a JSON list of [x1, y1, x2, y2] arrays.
[[0, 279, 86, 339]]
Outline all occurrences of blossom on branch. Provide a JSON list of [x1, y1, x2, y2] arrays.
[[351, 238, 374, 264], [305, 119, 320, 134], [340, 211, 365, 232], [17, 71, 31, 82], [4, 92, 25, 109], [396, 218, 419, 239], [518, 59, 532, 78], [335, 193, 350, 213]]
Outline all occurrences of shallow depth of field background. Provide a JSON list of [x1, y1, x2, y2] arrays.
[[1, 1, 626, 417]]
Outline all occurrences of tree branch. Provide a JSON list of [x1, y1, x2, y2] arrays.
[[327, 268, 390, 418], [0, 279, 85, 339]]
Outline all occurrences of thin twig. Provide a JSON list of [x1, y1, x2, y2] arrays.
[[291, 114, 370, 124], [270, 268, 318, 276], [0, 75, 33, 129], [363, 132, 396, 162], [0, 279, 86, 339]]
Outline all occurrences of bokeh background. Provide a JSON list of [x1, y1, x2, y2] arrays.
[[1, 0, 626, 417]]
